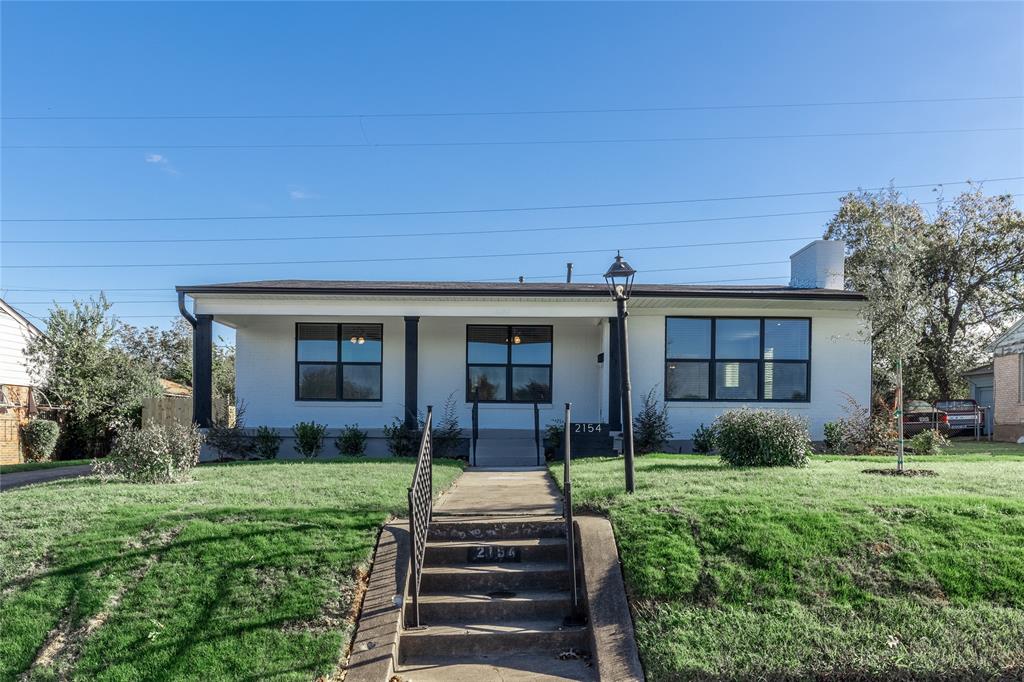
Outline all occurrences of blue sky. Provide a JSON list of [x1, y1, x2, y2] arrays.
[[2, 1, 1022, 339]]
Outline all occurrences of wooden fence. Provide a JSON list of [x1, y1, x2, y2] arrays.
[[141, 395, 234, 428]]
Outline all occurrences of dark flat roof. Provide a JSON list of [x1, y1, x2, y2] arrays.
[[177, 279, 865, 301]]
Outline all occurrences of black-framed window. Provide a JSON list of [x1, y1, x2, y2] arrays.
[[665, 317, 810, 402], [467, 325, 552, 403], [296, 323, 383, 401]]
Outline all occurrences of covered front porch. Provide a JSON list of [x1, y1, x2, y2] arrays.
[[182, 291, 628, 459]]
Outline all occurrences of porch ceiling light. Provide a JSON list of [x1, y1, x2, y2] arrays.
[[603, 251, 637, 301]]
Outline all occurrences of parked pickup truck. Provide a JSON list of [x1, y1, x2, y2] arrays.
[[902, 400, 949, 435], [933, 399, 982, 435]]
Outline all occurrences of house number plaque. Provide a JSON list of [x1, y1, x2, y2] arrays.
[[572, 423, 603, 433]]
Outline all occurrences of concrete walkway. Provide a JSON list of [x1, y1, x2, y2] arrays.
[[433, 468, 563, 518], [0, 464, 94, 492]]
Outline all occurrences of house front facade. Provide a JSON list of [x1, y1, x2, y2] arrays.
[[177, 240, 870, 461], [0, 299, 44, 465]]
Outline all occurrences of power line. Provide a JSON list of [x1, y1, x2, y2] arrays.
[[5, 126, 1021, 152], [3, 176, 1019, 224], [4, 94, 1021, 120]]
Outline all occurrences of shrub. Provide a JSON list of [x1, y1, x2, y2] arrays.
[[544, 419, 565, 456], [691, 423, 716, 454], [20, 419, 60, 462], [826, 395, 894, 455], [252, 426, 281, 460], [715, 409, 811, 468], [633, 387, 673, 454], [910, 428, 950, 456], [96, 423, 203, 483], [432, 393, 464, 458], [292, 421, 327, 458], [383, 416, 422, 457], [823, 421, 845, 453], [335, 424, 368, 456], [205, 401, 254, 461]]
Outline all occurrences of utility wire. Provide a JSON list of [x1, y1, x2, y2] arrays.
[[3, 176, 1019, 224], [5, 126, 1021, 152], [4, 94, 1021, 120]]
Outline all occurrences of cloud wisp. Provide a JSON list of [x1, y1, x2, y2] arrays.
[[145, 153, 181, 176]]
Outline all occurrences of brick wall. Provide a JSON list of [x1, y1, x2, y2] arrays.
[[993, 353, 1024, 442], [0, 384, 31, 465]]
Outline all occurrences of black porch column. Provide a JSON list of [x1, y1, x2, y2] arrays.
[[193, 314, 213, 428], [607, 316, 622, 430], [404, 316, 420, 428]]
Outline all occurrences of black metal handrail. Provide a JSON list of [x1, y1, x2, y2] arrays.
[[471, 389, 479, 467], [563, 402, 580, 616], [407, 405, 433, 628], [534, 402, 542, 466]]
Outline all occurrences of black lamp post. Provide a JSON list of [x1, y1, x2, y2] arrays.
[[604, 251, 636, 494]]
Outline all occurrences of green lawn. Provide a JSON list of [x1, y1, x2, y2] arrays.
[[0, 458, 462, 682], [0, 459, 92, 475], [558, 444, 1024, 681]]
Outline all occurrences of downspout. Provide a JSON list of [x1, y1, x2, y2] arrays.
[[178, 290, 197, 328]]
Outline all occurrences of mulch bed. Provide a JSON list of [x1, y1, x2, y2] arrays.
[[862, 468, 938, 477]]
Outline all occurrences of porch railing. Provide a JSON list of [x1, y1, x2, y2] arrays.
[[534, 401, 542, 466], [471, 389, 479, 467], [407, 405, 433, 628], [562, 402, 580, 617]]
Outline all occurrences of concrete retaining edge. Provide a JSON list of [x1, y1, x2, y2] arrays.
[[577, 514, 645, 681], [344, 522, 409, 682]]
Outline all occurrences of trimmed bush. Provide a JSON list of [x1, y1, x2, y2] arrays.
[[252, 426, 282, 460], [20, 419, 60, 462], [910, 428, 950, 456], [634, 387, 673, 454], [823, 421, 845, 453], [715, 409, 811, 468], [293, 421, 327, 458], [691, 423, 716, 454], [96, 423, 203, 483], [383, 417, 421, 457], [335, 424, 368, 456]]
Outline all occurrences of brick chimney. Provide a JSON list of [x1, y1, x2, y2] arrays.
[[789, 239, 845, 290]]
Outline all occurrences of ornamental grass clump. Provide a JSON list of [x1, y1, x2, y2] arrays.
[[714, 408, 811, 468], [96, 422, 203, 483], [20, 419, 60, 462]]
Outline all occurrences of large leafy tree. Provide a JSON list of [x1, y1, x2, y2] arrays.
[[25, 296, 161, 456], [826, 186, 1024, 400], [117, 317, 236, 403]]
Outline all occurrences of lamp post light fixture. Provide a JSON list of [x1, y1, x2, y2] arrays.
[[604, 251, 637, 494]]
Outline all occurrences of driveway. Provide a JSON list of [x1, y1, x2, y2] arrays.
[[0, 464, 94, 492]]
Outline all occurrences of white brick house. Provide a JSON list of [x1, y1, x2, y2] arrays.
[[177, 240, 871, 461]]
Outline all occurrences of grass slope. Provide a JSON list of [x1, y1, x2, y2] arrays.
[[560, 446, 1024, 680], [0, 458, 462, 681]]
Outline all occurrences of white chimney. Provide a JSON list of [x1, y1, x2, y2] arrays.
[[789, 240, 845, 290]]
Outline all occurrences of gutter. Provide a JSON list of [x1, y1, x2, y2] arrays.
[[174, 285, 866, 302]]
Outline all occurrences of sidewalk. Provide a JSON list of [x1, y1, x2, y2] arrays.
[[0, 464, 94, 492], [433, 468, 563, 518]]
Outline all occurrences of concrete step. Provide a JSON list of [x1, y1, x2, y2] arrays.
[[415, 589, 571, 621], [474, 438, 541, 467], [428, 518, 566, 542], [426, 537, 567, 564], [399, 619, 589, 660], [420, 562, 570, 593]]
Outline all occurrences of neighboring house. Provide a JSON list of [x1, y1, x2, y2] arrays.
[[0, 299, 44, 464], [963, 363, 994, 436], [989, 318, 1024, 442], [177, 240, 871, 461]]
